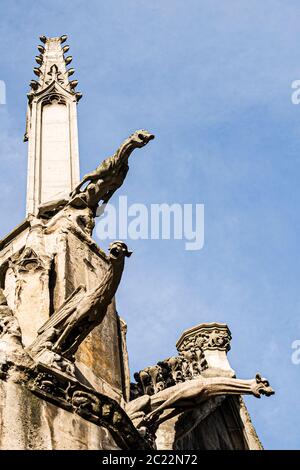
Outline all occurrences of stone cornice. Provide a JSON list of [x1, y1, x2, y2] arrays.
[[0, 358, 151, 450]]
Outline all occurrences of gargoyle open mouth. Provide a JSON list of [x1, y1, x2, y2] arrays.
[[109, 241, 132, 259], [259, 386, 275, 397], [110, 246, 120, 259]]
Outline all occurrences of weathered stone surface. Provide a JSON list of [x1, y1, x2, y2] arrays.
[[118, 317, 131, 402], [75, 303, 124, 402], [0, 215, 129, 403], [155, 397, 225, 450], [28, 241, 131, 364], [174, 396, 263, 450], [0, 380, 120, 450], [0, 327, 150, 452]]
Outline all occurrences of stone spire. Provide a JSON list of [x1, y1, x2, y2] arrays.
[[25, 35, 82, 216]]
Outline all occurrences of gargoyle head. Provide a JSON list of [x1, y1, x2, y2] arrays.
[[252, 373, 275, 398], [109, 241, 133, 262], [130, 129, 155, 148]]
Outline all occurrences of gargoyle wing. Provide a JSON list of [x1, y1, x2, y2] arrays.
[[37, 285, 86, 334]]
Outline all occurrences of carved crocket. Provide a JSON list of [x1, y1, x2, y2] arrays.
[[28, 241, 132, 362], [69, 129, 154, 213], [126, 374, 274, 427]]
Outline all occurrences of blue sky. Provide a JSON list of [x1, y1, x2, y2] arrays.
[[1, 0, 300, 449]]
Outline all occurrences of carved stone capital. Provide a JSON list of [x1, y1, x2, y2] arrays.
[[176, 322, 232, 353], [27, 363, 151, 450], [176, 323, 234, 378], [131, 322, 235, 403]]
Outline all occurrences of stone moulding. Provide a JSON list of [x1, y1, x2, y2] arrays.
[[0, 218, 30, 252], [8, 361, 152, 450]]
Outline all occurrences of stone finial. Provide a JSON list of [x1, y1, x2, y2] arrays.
[[176, 322, 234, 377]]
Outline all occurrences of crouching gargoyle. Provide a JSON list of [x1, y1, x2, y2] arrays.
[[27, 241, 132, 371], [126, 373, 274, 428]]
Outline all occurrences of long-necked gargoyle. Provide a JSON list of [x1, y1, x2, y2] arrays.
[[37, 129, 154, 219], [126, 373, 274, 429], [69, 129, 155, 213], [27, 241, 132, 371]]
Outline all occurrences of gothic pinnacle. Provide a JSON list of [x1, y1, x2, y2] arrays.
[[28, 36, 81, 100]]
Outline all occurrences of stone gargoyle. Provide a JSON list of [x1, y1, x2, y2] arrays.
[[69, 129, 154, 213], [27, 241, 132, 367], [38, 130, 154, 219], [126, 373, 274, 428]]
